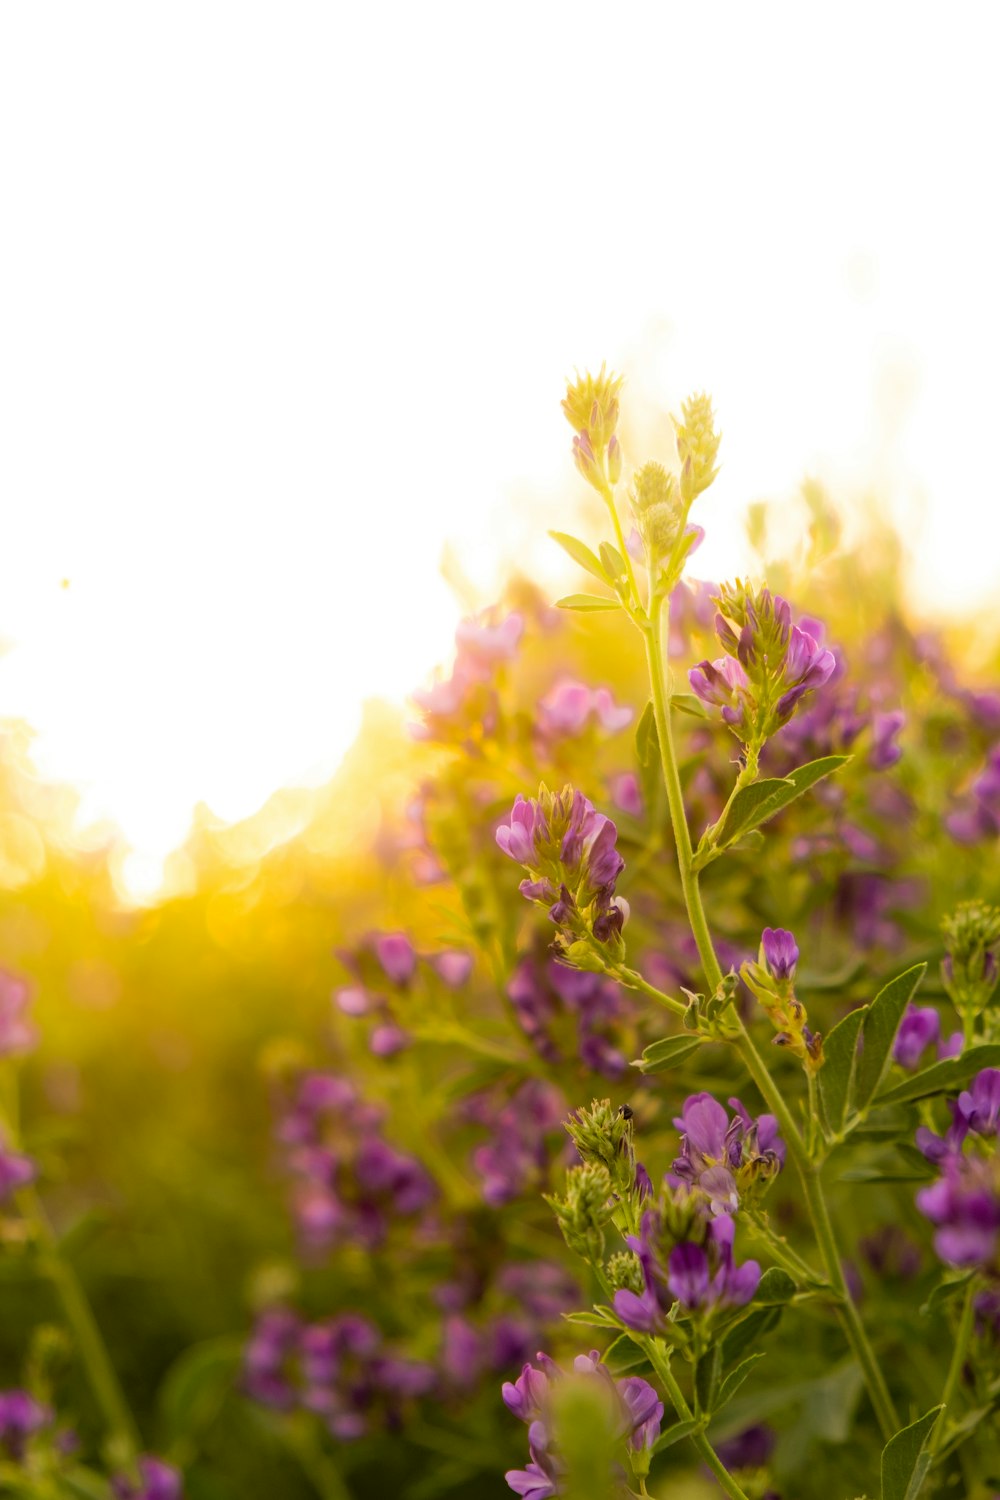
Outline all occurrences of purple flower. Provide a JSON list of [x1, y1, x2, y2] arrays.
[[432, 951, 474, 988], [0, 971, 37, 1058], [501, 1350, 661, 1495], [958, 1069, 1000, 1136], [870, 710, 905, 770], [618, 1376, 664, 1452], [536, 680, 632, 740], [0, 1136, 36, 1202], [671, 1093, 784, 1213], [916, 1156, 1000, 1269], [0, 1390, 51, 1459], [455, 611, 524, 666], [668, 1218, 761, 1311], [716, 1424, 776, 1471], [496, 787, 627, 947], [761, 928, 799, 982], [893, 1005, 940, 1070], [374, 933, 417, 986], [111, 1457, 183, 1500], [689, 655, 750, 730]]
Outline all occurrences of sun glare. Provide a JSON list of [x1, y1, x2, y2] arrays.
[[3, 6, 999, 901]]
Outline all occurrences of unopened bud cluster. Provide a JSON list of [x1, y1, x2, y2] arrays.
[[690, 581, 836, 758], [562, 365, 624, 492], [942, 901, 1000, 1035], [741, 927, 824, 1075]]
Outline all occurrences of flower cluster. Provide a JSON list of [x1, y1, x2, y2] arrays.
[[614, 1207, 761, 1335], [334, 931, 473, 1057], [502, 1349, 662, 1497], [244, 1309, 435, 1439], [466, 1079, 567, 1207], [690, 583, 836, 755], [536, 678, 632, 742], [671, 1092, 785, 1215], [561, 365, 624, 491], [495, 786, 628, 958], [892, 1003, 962, 1070], [437, 1261, 580, 1388], [507, 952, 631, 1078], [411, 609, 524, 746], [274, 1072, 437, 1253], [915, 1068, 1000, 1270]]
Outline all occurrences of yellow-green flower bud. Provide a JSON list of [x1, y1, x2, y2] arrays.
[[672, 392, 721, 502], [562, 365, 624, 450]]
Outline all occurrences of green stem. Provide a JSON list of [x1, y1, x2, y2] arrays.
[[930, 1277, 977, 1460], [641, 1339, 750, 1500], [613, 964, 688, 1019], [641, 593, 900, 1442], [0, 1074, 140, 1465], [798, 1167, 897, 1440], [25, 1186, 141, 1461]]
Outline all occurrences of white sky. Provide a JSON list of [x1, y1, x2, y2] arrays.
[[2, 4, 999, 896]]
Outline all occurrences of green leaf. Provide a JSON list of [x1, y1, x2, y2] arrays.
[[880, 1405, 943, 1500], [715, 1352, 766, 1413], [819, 1005, 867, 1135], [635, 701, 658, 767], [603, 1333, 649, 1374], [754, 1267, 798, 1304], [712, 755, 852, 850], [695, 1345, 721, 1415], [669, 692, 711, 719], [875, 1042, 1000, 1107], [652, 1417, 699, 1453], [598, 541, 627, 581], [634, 1034, 703, 1073], [556, 593, 622, 612], [920, 1270, 974, 1317], [549, 530, 609, 584], [721, 1306, 782, 1366], [563, 1308, 618, 1328], [853, 964, 927, 1113], [158, 1335, 243, 1444]]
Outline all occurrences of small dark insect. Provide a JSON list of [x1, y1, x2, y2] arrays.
[[619, 1104, 634, 1121]]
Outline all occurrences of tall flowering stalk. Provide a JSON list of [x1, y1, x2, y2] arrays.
[[487, 367, 988, 1499]]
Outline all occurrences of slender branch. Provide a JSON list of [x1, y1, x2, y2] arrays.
[[930, 1277, 977, 1461]]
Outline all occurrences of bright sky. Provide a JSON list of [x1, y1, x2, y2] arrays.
[[2, 5, 998, 897]]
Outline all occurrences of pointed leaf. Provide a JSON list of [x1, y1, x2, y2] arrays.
[[713, 755, 852, 850], [880, 1405, 943, 1500], [875, 1042, 1000, 1107], [598, 541, 627, 581], [635, 701, 659, 767], [695, 1344, 721, 1415], [603, 1333, 649, 1374], [721, 1306, 782, 1365], [652, 1417, 699, 1453], [635, 1034, 703, 1073], [556, 593, 622, 612], [716, 1352, 766, 1413], [854, 964, 928, 1112], [562, 1308, 618, 1328], [754, 1267, 798, 1304], [549, 530, 609, 583], [819, 1006, 867, 1134], [669, 692, 711, 719]]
